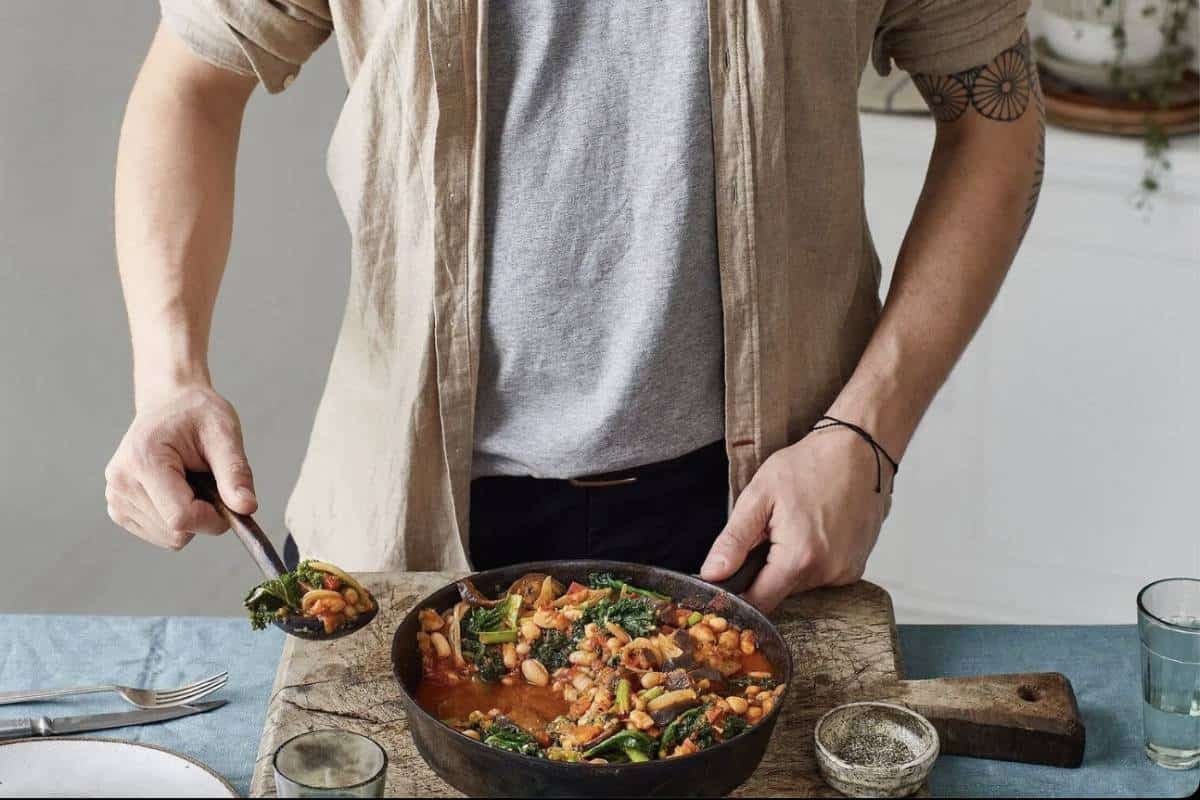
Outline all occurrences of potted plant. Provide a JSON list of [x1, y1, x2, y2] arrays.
[[1034, 0, 1198, 203]]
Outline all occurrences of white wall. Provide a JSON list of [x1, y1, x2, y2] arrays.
[[0, 2, 349, 617], [860, 114, 1200, 623], [2, 3, 1196, 622]]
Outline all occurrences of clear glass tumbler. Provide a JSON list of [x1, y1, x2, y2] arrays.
[[273, 729, 388, 797], [1138, 577, 1200, 769]]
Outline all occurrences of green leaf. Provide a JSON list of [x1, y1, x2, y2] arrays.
[[586, 572, 670, 602], [531, 629, 574, 670], [583, 730, 657, 759], [624, 747, 650, 763], [462, 640, 507, 682], [244, 572, 304, 629], [659, 706, 706, 757], [580, 597, 656, 638], [463, 605, 507, 636], [722, 716, 749, 739], [482, 720, 542, 757]]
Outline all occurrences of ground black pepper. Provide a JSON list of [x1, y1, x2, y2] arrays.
[[834, 732, 915, 766]]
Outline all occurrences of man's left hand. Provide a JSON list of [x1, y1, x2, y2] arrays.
[[700, 428, 892, 612]]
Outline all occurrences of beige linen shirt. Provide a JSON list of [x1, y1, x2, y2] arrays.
[[161, 0, 1028, 573]]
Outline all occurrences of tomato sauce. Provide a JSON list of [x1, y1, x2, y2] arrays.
[[415, 679, 571, 733], [737, 651, 774, 676], [416, 647, 778, 735]]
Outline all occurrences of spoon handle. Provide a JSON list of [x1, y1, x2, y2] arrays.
[[186, 471, 286, 580]]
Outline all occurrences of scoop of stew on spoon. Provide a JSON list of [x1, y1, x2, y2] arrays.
[[186, 472, 377, 640]]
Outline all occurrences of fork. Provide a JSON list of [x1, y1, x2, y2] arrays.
[[0, 671, 228, 709]]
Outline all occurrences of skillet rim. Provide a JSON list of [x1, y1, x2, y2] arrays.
[[390, 558, 794, 770]]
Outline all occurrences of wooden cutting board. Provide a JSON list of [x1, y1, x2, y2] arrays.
[[248, 574, 1082, 797]]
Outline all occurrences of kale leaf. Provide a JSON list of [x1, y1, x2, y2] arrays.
[[582, 729, 658, 760], [721, 715, 748, 739], [581, 597, 656, 638], [294, 561, 331, 590], [463, 605, 507, 636], [531, 629, 574, 670], [461, 640, 507, 682], [586, 572, 669, 602], [483, 719, 542, 758], [464, 595, 521, 637], [659, 704, 719, 755], [244, 572, 303, 630]]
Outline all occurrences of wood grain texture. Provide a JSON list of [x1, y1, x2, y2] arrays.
[[249, 574, 902, 797], [878, 673, 1086, 767]]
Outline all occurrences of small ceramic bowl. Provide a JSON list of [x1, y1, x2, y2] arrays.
[[813, 702, 939, 798]]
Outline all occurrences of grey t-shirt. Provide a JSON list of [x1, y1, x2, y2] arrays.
[[473, 1, 724, 479]]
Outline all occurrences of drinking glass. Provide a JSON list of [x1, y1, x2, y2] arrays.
[[274, 729, 388, 797], [1138, 577, 1200, 769]]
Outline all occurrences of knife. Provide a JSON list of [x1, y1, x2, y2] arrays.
[[0, 700, 226, 741]]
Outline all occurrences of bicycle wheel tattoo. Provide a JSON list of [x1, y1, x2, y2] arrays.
[[970, 47, 1030, 121], [913, 74, 969, 122]]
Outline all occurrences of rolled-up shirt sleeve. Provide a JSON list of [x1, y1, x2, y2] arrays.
[[873, 0, 1030, 76], [160, 0, 332, 93]]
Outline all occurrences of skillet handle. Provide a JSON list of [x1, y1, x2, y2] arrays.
[[708, 542, 770, 596], [186, 471, 287, 581]]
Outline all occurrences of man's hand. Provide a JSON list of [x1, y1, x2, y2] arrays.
[[700, 429, 891, 612], [105, 386, 257, 550]]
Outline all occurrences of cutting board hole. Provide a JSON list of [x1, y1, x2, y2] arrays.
[[1017, 684, 1041, 702]]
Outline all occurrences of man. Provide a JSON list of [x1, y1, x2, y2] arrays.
[[106, 1, 1043, 612]]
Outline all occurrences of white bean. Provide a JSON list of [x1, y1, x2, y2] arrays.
[[629, 710, 654, 730], [520, 620, 542, 641], [640, 672, 664, 689], [522, 658, 550, 687]]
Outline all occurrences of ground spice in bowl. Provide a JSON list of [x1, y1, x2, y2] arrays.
[[834, 731, 917, 767], [814, 702, 939, 798]]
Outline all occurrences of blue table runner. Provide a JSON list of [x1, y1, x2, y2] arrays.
[[0, 616, 1195, 797]]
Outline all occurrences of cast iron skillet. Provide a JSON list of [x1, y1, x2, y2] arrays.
[[390, 550, 791, 798]]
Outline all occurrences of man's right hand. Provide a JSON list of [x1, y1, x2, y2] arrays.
[[105, 386, 257, 550]]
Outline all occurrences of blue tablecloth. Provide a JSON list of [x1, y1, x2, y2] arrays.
[[0, 616, 1195, 797]]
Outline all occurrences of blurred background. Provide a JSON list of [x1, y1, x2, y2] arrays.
[[2, 1, 1197, 622]]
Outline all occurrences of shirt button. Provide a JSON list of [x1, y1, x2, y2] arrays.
[[282, 73, 296, 89]]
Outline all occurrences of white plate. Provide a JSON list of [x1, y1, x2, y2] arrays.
[[0, 738, 237, 798]]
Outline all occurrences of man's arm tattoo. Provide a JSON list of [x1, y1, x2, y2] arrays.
[[912, 31, 1034, 123], [913, 31, 1045, 237], [1021, 66, 1046, 241]]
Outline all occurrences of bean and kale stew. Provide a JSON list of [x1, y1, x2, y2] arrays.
[[414, 572, 784, 764], [244, 560, 375, 634]]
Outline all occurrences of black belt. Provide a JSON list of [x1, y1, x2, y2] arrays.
[[566, 440, 726, 488]]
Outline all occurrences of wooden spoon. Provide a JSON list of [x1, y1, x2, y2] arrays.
[[186, 472, 377, 641]]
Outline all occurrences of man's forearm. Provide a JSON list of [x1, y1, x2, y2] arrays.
[[829, 33, 1045, 459], [115, 27, 255, 409]]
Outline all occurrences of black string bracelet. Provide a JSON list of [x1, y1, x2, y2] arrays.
[[808, 415, 899, 494]]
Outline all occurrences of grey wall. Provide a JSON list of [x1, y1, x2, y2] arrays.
[[3, 3, 1196, 623], [1, 2, 349, 615]]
